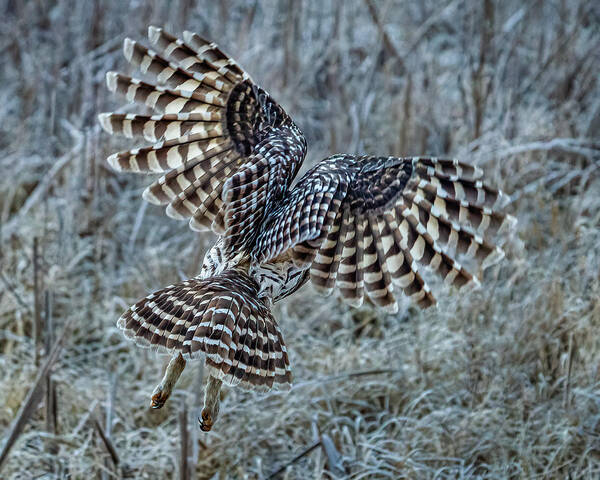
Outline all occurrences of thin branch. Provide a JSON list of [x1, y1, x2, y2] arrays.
[[179, 401, 189, 480], [266, 440, 321, 479], [320, 433, 346, 477], [0, 270, 31, 313], [0, 317, 74, 473], [486, 138, 600, 162], [33, 238, 42, 366], [93, 417, 120, 467], [45, 291, 57, 438], [404, 0, 460, 55], [363, 0, 406, 74], [518, 22, 581, 98]]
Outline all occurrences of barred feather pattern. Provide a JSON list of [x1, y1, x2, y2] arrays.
[[99, 26, 306, 239], [221, 124, 307, 256], [103, 27, 516, 411], [252, 155, 514, 312], [117, 270, 292, 390], [200, 239, 309, 302]]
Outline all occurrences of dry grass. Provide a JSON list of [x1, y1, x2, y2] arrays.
[[1, 0, 600, 478]]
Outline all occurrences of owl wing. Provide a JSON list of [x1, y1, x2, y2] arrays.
[[254, 155, 516, 312], [99, 27, 306, 252]]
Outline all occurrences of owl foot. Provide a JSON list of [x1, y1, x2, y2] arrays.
[[198, 409, 213, 431], [150, 386, 169, 409], [149, 353, 186, 409], [198, 374, 222, 431]]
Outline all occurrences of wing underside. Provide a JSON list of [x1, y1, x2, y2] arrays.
[[100, 27, 306, 247], [254, 155, 515, 311]]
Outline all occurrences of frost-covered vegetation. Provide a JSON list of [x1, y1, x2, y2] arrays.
[[1, 0, 599, 478]]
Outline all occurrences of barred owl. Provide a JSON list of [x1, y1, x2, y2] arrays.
[[99, 27, 515, 431]]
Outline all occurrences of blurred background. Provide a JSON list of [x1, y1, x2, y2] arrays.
[[1, 0, 599, 478]]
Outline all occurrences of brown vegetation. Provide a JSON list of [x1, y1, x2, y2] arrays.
[[1, 0, 599, 478]]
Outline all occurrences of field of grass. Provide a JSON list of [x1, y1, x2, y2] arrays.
[[1, 0, 599, 478]]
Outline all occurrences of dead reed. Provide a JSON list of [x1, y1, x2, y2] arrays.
[[1, 0, 599, 478]]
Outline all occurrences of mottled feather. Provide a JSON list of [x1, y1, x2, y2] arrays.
[[103, 28, 515, 420]]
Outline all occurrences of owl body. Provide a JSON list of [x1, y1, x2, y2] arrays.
[[200, 238, 308, 302], [100, 27, 515, 430]]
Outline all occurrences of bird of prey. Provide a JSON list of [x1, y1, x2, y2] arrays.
[[99, 26, 515, 431]]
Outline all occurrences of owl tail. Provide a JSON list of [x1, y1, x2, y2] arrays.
[[116, 269, 292, 392]]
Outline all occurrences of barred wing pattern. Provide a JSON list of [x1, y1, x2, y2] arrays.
[[101, 27, 515, 428], [255, 155, 514, 311], [99, 27, 306, 250], [221, 125, 306, 256], [117, 270, 292, 390]]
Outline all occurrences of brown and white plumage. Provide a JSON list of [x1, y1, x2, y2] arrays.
[[100, 27, 515, 430], [256, 155, 513, 311], [118, 269, 292, 390]]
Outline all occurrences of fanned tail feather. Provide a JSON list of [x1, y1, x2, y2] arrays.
[[117, 270, 291, 390]]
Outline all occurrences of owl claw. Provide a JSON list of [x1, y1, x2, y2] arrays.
[[199, 409, 213, 431], [150, 353, 186, 409], [199, 375, 222, 432], [150, 386, 169, 409]]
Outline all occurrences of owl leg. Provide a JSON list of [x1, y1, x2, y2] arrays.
[[151, 353, 186, 409], [199, 374, 222, 432]]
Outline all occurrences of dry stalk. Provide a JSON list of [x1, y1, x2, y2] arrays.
[[0, 317, 74, 473], [179, 401, 189, 480]]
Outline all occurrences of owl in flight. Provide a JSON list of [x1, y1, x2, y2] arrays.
[[99, 27, 515, 431]]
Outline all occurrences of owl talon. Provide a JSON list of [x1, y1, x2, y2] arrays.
[[150, 353, 186, 409], [199, 409, 213, 431], [199, 376, 222, 431], [150, 387, 169, 409]]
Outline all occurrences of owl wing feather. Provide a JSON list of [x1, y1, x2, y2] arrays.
[[103, 29, 518, 422], [254, 155, 516, 312], [99, 27, 306, 250]]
